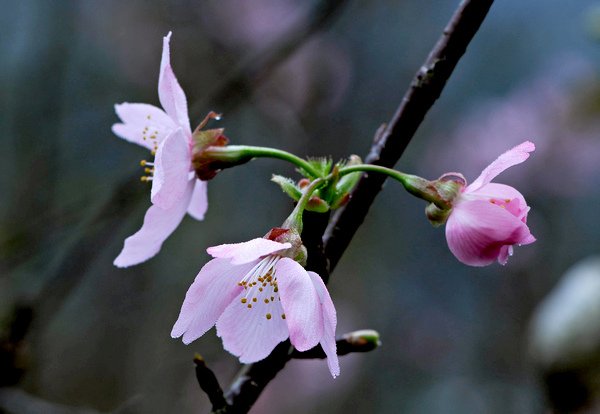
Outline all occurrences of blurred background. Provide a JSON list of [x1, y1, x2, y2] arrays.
[[2, 0, 600, 413]]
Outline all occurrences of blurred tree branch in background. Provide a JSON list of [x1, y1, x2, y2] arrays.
[[191, 0, 350, 114]]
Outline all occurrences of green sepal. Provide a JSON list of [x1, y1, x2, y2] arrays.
[[330, 155, 363, 209], [298, 157, 332, 178], [271, 175, 302, 201]]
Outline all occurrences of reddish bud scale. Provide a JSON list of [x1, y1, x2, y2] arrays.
[[192, 131, 234, 180]]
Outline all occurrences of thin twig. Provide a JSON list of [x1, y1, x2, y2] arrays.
[[219, 1, 495, 412]]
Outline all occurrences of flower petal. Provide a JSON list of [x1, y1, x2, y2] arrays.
[[113, 179, 194, 268], [112, 103, 178, 150], [467, 141, 535, 192], [216, 289, 289, 363], [151, 128, 192, 210], [158, 32, 191, 135], [276, 258, 323, 352], [171, 258, 255, 344], [207, 239, 291, 265], [466, 183, 529, 221], [445, 199, 534, 266], [187, 179, 208, 221], [307, 271, 340, 378]]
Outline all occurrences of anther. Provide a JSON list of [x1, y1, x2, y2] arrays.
[[247, 304, 252, 309], [281, 314, 286, 319], [264, 298, 269, 304], [252, 298, 257, 302], [266, 313, 272, 320], [241, 298, 247, 303]]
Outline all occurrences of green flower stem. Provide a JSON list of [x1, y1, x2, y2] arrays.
[[338, 164, 447, 208], [283, 178, 325, 233], [202, 145, 323, 178]]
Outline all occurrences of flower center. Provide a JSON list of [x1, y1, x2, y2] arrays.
[[139, 115, 160, 182], [489, 198, 512, 207], [237, 256, 286, 320]]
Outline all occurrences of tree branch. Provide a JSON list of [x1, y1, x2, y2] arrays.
[[217, 1, 495, 412], [194, 355, 230, 413], [324, 0, 495, 270]]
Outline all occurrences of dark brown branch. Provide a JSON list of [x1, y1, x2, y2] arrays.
[[218, 1, 495, 412], [194, 354, 230, 413], [324, 0, 495, 270]]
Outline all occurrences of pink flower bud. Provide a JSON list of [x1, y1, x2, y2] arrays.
[[444, 141, 536, 266]]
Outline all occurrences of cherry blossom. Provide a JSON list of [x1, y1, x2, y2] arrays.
[[112, 32, 208, 267], [445, 141, 536, 266], [171, 237, 340, 377]]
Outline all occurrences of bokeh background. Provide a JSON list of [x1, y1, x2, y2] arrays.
[[2, 0, 600, 413]]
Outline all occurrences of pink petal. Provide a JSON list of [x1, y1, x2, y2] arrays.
[[114, 179, 195, 268], [307, 271, 340, 378], [467, 141, 535, 192], [112, 103, 178, 150], [158, 32, 191, 135], [216, 288, 289, 363], [207, 239, 291, 265], [276, 258, 323, 352], [150, 128, 192, 210], [171, 258, 256, 344], [187, 179, 208, 221], [467, 182, 526, 206], [466, 183, 529, 220], [445, 199, 534, 266]]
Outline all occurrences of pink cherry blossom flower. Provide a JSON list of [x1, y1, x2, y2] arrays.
[[445, 141, 536, 266], [112, 32, 208, 268], [171, 237, 340, 378]]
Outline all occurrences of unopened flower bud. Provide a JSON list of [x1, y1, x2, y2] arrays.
[[306, 196, 330, 213], [342, 329, 382, 352]]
